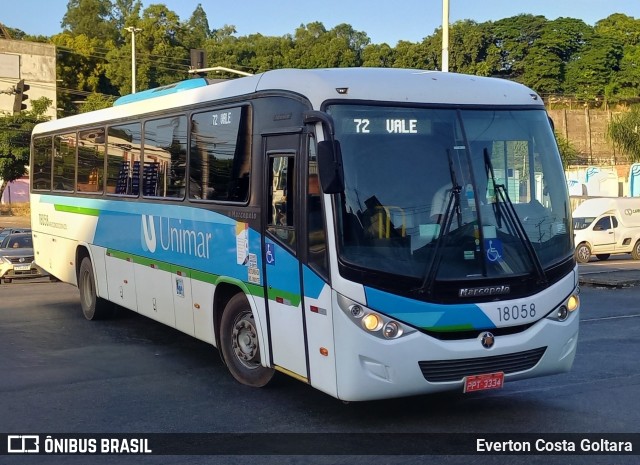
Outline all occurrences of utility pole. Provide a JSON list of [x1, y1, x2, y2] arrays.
[[441, 0, 450, 72], [125, 27, 142, 94]]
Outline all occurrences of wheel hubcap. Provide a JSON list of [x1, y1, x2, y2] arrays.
[[231, 311, 260, 369], [578, 247, 589, 261]]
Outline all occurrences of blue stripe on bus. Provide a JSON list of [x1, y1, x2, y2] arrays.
[[113, 78, 209, 106], [364, 286, 495, 331], [302, 265, 326, 300], [41, 196, 259, 283]]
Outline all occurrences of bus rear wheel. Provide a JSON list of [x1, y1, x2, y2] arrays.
[[78, 257, 113, 320], [220, 293, 274, 387]]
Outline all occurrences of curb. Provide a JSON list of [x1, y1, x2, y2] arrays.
[[579, 272, 640, 288]]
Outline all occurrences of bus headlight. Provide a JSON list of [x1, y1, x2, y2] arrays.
[[362, 314, 382, 331], [337, 293, 416, 340], [383, 321, 403, 339], [547, 293, 579, 322]]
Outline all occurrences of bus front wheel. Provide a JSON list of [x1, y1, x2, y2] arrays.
[[78, 257, 113, 320], [220, 293, 274, 387]]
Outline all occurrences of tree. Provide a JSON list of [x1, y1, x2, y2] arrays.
[[563, 35, 623, 102], [79, 93, 116, 112], [595, 14, 640, 102], [361, 43, 395, 67], [607, 106, 640, 162], [0, 97, 52, 202], [52, 32, 117, 115], [392, 40, 433, 69], [105, 4, 190, 95], [286, 22, 369, 68], [555, 132, 580, 169], [519, 18, 593, 94], [487, 14, 548, 78], [183, 3, 213, 50], [62, 0, 119, 42]]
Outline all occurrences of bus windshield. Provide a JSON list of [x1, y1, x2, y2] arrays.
[[327, 104, 573, 284]]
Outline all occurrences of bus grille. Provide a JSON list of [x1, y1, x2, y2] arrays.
[[9, 256, 34, 264], [418, 347, 546, 383]]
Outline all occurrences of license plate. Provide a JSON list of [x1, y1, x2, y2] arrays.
[[464, 372, 504, 393], [14, 265, 31, 271]]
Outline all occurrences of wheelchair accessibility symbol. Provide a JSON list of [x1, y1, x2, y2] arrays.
[[265, 243, 276, 265], [484, 239, 503, 263]]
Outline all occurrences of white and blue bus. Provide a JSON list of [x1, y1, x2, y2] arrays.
[[30, 68, 579, 401]]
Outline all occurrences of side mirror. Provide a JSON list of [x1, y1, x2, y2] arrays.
[[317, 140, 344, 194]]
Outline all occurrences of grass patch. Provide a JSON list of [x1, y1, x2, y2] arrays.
[[0, 203, 30, 217]]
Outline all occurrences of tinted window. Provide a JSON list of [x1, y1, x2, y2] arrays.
[[143, 116, 187, 198], [53, 133, 76, 192], [32, 137, 52, 191], [106, 123, 142, 196], [78, 128, 105, 194], [267, 155, 295, 247], [190, 106, 250, 202]]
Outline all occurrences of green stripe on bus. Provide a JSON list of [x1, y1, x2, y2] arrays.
[[106, 249, 133, 261], [54, 204, 101, 216], [132, 255, 173, 272], [267, 287, 301, 307], [106, 249, 266, 299], [190, 269, 219, 284]]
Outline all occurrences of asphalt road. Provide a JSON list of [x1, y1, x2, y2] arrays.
[[0, 279, 638, 464]]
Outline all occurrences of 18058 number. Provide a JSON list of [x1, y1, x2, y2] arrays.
[[496, 303, 536, 322]]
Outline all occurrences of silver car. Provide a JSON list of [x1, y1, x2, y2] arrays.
[[0, 232, 49, 283]]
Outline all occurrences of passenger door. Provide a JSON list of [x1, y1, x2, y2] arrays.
[[262, 133, 308, 381]]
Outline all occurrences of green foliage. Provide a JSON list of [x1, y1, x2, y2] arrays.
[[5, 5, 640, 116], [79, 93, 116, 112], [554, 132, 580, 169], [607, 106, 640, 162]]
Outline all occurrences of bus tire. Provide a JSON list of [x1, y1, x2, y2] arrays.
[[595, 254, 610, 261], [220, 293, 274, 387], [632, 241, 640, 260], [78, 257, 113, 320], [575, 243, 591, 264]]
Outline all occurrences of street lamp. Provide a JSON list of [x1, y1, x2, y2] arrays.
[[125, 26, 142, 94]]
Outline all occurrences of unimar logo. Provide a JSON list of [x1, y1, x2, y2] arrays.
[[140, 215, 212, 259]]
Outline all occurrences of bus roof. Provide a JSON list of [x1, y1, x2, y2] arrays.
[[33, 68, 544, 135]]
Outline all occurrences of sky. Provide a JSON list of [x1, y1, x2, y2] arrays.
[[2, 0, 640, 45]]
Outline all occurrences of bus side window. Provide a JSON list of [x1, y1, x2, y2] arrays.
[[143, 116, 187, 199], [267, 155, 295, 248]]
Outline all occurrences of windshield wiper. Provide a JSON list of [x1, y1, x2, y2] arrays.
[[414, 149, 461, 296], [483, 148, 547, 285]]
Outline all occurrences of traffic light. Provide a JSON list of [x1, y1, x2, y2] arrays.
[[12, 79, 29, 114]]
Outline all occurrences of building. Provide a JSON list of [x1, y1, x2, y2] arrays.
[[0, 39, 57, 205], [0, 39, 56, 119]]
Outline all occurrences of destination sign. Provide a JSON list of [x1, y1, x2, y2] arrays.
[[335, 114, 435, 135]]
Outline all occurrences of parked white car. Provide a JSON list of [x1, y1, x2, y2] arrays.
[[573, 197, 640, 263]]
